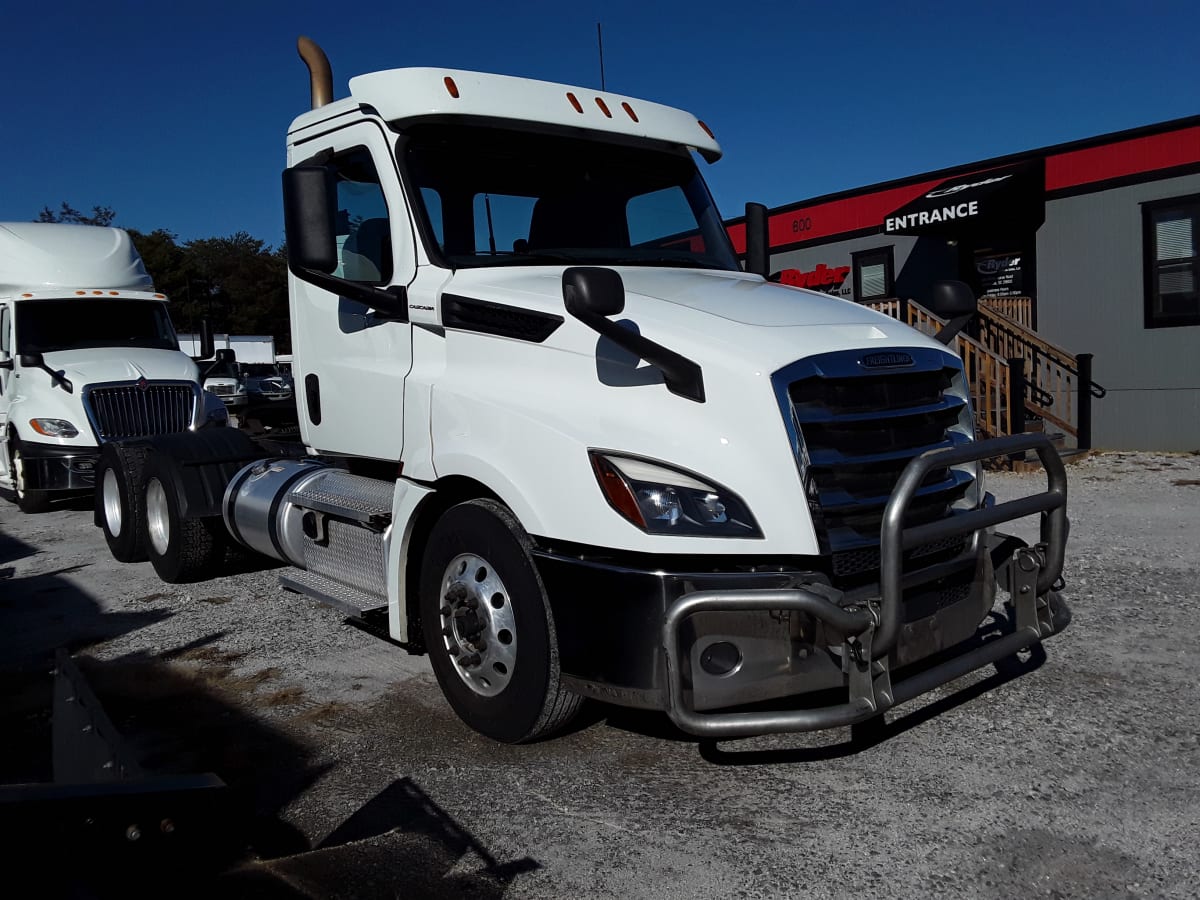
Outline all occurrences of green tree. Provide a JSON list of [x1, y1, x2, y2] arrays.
[[37, 202, 116, 226]]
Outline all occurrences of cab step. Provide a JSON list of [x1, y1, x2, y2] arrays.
[[279, 568, 387, 618]]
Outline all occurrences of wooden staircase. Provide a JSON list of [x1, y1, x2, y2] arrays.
[[866, 296, 1104, 461]]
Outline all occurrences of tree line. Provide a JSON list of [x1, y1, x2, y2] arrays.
[[38, 203, 291, 353]]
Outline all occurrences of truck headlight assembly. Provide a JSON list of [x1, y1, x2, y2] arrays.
[[29, 418, 79, 438], [589, 451, 761, 537]]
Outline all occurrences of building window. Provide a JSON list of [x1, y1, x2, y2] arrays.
[[1144, 194, 1200, 328], [852, 247, 894, 301]]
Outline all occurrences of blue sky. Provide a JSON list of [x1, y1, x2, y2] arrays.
[[3, 1, 1196, 247]]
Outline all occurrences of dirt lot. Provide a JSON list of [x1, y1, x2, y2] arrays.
[[2, 451, 1198, 898]]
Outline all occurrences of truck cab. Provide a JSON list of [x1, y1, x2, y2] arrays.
[[0, 223, 224, 512]]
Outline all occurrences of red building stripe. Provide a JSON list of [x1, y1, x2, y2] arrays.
[[1045, 126, 1200, 191], [733, 124, 1200, 252]]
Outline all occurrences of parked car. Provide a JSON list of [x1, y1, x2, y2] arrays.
[[241, 363, 293, 402]]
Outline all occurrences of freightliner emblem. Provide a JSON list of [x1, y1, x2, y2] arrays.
[[136, 377, 149, 391], [859, 351, 914, 369]]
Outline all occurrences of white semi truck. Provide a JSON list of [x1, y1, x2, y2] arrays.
[[0, 223, 226, 513], [95, 39, 1070, 743]]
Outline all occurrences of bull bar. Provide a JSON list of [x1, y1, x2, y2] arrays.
[[661, 433, 1070, 739]]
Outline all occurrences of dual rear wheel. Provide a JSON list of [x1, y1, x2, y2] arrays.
[[94, 443, 226, 582]]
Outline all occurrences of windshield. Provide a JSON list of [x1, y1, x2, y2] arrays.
[[16, 299, 178, 354], [403, 124, 739, 271]]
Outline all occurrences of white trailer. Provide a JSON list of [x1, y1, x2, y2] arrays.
[[0, 223, 225, 513], [96, 39, 1071, 743]]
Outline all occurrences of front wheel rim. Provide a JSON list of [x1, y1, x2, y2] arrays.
[[438, 553, 518, 697], [102, 468, 123, 536], [145, 478, 170, 556]]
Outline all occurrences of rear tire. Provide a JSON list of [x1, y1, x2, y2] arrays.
[[420, 499, 581, 743], [143, 455, 227, 584], [94, 442, 152, 562]]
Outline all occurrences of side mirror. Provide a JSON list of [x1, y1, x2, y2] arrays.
[[19, 351, 72, 391], [283, 165, 338, 274], [563, 267, 625, 318], [197, 318, 215, 361], [927, 280, 978, 346], [928, 280, 978, 318], [214, 348, 237, 365], [0, 358, 13, 371], [744, 202, 770, 279]]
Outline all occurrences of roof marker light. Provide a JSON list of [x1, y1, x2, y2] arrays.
[[595, 97, 612, 118], [21, 293, 32, 298], [75, 290, 86, 295], [108, 291, 119, 295], [622, 102, 639, 122], [92, 290, 104, 295], [566, 92, 583, 113], [154, 293, 165, 299], [443, 76, 460, 98], [698, 120, 715, 139]]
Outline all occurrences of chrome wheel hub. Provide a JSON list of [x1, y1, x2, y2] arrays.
[[145, 478, 170, 556], [438, 553, 517, 697], [103, 468, 123, 536]]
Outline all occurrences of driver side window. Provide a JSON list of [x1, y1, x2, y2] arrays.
[[331, 147, 393, 285]]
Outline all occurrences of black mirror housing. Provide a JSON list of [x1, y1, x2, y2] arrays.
[[563, 267, 625, 318], [283, 166, 338, 274], [745, 202, 769, 279], [19, 352, 44, 368], [928, 280, 978, 318]]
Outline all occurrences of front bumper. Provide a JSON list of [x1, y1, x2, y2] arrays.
[[17, 440, 100, 491], [540, 434, 1070, 738]]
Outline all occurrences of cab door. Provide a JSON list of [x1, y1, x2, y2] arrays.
[[288, 121, 418, 461]]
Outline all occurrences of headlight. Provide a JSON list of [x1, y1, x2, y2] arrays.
[[29, 418, 79, 438], [589, 451, 761, 537]]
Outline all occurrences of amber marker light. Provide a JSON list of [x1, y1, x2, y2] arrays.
[[622, 102, 639, 122], [589, 453, 646, 528], [594, 97, 612, 118], [566, 92, 583, 113], [443, 76, 460, 98], [698, 120, 715, 139]]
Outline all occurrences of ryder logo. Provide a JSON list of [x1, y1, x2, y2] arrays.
[[779, 264, 851, 290]]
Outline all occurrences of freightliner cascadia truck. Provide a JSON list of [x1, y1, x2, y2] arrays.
[[94, 39, 1070, 743], [0, 223, 225, 514]]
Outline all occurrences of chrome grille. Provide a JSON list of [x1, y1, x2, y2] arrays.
[[773, 347, 976, 559], [85, 382, 197, 440]]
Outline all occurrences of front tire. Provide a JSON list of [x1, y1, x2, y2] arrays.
[[143, 455, 227, 583], [94, 442, 152, 562], [9, 433, 51, 514], [420, 499, 581, 743]]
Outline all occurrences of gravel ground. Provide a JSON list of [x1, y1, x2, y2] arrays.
[[2, 450, 1198, 898]]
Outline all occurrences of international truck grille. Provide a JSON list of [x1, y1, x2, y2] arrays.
[[772, 347, 976, 567], [85, 383, 197, 441]]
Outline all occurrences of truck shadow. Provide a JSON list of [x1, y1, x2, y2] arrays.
[[1, 536, 539, 898]]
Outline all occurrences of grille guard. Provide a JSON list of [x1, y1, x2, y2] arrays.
[[661, 433, 1070, 739]]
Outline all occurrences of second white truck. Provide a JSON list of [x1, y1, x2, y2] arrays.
[[0, 223, 226, 513], [94, 39, 1070, 743]]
